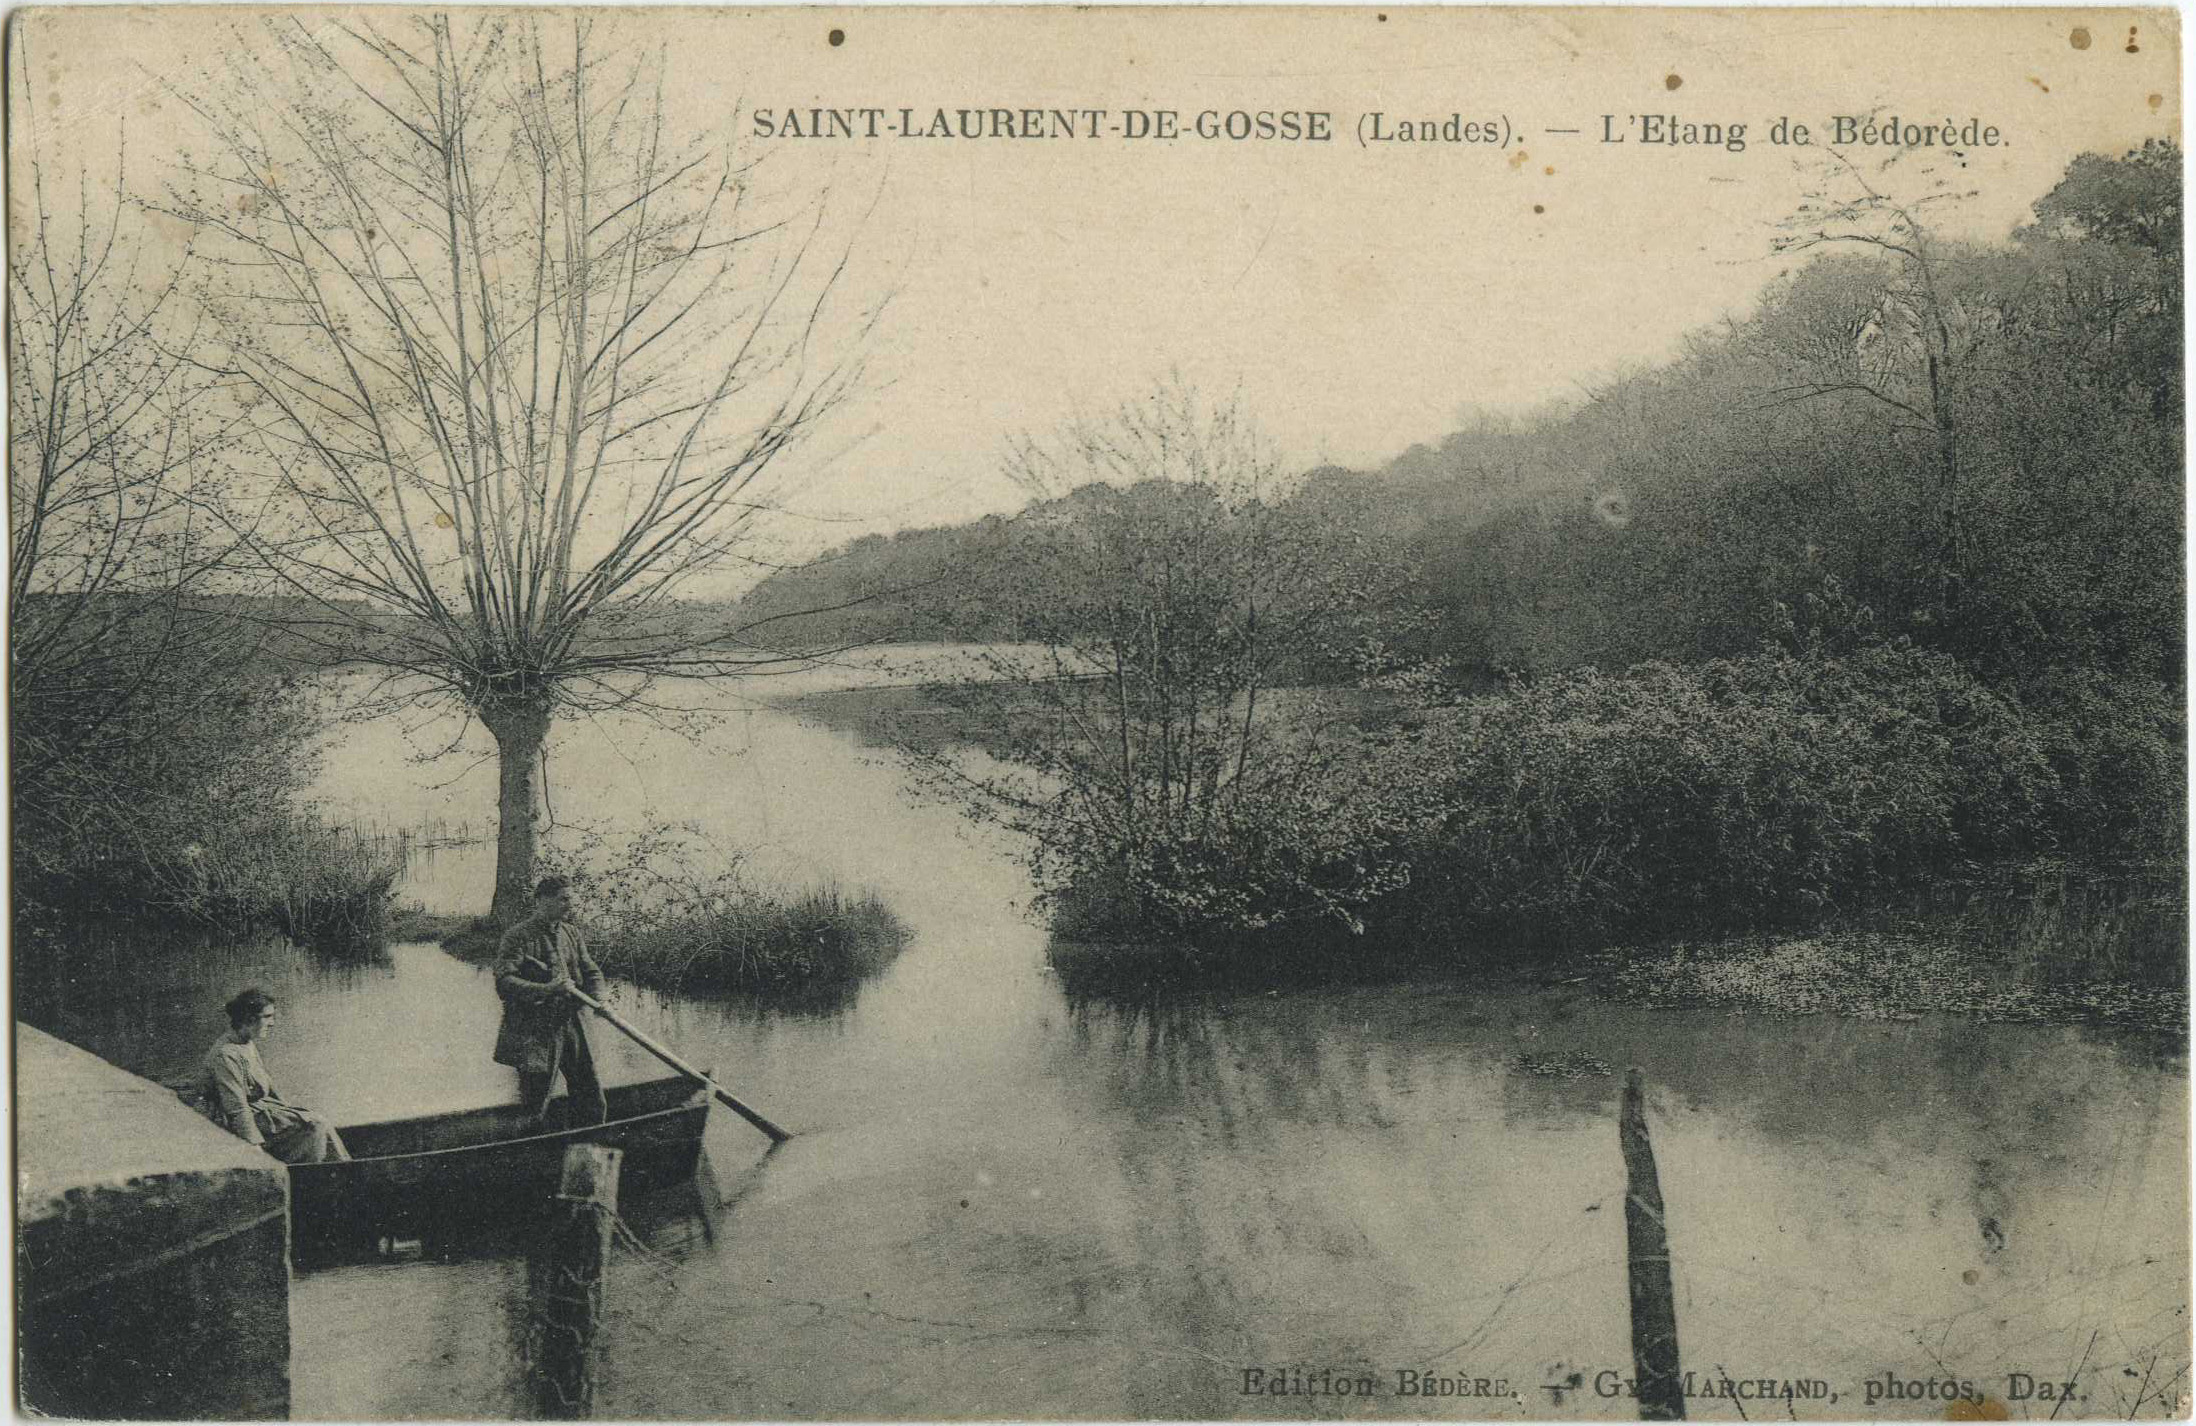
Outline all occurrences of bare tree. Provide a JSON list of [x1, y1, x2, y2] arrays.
[[906, 381, 1440, 939], [168, 14, 880, 921], [8, 55, 287, 899], [1761, 148, 1999, 610]]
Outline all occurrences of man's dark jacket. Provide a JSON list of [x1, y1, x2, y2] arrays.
[[492, 915, 606, 1075]]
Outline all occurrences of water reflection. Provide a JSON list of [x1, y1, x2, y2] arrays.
[[659, 976, 880, 1024], [22, 678, 2187, 1420], [1040, 976, 2189, 1418], [20, 921, 396, 1087]]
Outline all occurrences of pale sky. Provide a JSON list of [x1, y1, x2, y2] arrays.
[[12, 6, 2181, 579]]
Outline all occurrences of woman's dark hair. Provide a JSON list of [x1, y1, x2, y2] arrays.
[[534, 875, 570, 899], [225, 988, 276, 1029]]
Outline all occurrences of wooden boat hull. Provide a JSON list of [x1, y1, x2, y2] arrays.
[[288, 1074, 709, 1263]]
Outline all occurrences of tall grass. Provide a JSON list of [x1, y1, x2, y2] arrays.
[[190, 821, 409, 950], [528, 824, 912, 1003], [591, 880, 910, 998], [261, 826, 408, 949], [17, 814, 410, 948]]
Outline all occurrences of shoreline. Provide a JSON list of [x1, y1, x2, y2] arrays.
[[1044, 926, 2188, 1034]]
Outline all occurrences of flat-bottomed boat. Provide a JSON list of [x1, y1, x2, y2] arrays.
[[287, 1074, 709, 1263]]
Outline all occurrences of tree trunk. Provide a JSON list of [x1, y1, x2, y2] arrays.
[[1925, 350, 1963, 612], [479, 699, 552, 926]]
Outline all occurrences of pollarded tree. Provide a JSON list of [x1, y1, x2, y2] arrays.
[[169, 15, 879, 922]]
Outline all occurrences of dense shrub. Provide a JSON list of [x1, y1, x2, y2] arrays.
[[12, 629, 408, 945], [1035, 644, 2180, 964], [909, 384, 1446, 953], [1043, 711, 1453, 945], [1406, 646, 2180, 945], [2013, 667, 2186, 856]]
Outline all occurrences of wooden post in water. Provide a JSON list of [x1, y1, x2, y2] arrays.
[[533, 1145, 622, 1420], [1619, 1068, 1684, 1421]]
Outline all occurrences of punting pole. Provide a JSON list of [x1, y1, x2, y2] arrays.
[[568, 987, 793, 1144]]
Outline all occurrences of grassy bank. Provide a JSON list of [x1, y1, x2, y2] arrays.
[[1043, 851, 2186, 1006], [781, 679, 1048, 758], [18, 818, 409, 953], [1581, 931, 2186, 1030]]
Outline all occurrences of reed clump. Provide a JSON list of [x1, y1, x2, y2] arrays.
[[593, 882, 909, 995], [22, 815, 409, 951], [194, 821, 409, 950], [545, 824, 910, 998]]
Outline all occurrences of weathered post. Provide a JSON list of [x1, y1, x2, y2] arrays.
[[1619, 1068, 1684, 1421], [532, 1144, 622, 1419]]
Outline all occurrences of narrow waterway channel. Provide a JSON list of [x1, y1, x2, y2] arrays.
[[34, 665, 2189, 1419]]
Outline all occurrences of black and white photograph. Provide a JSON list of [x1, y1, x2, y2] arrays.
[[10, 6, 2188, 1420]]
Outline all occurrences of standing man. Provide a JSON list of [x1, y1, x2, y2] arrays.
[[493, 876, 609, 1126]]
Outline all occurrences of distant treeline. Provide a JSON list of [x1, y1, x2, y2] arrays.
[[731, 515, 1031, 647], [12, 593, 436, 672], [43, 594, 759, 673], [738, 141, 2182, 708]]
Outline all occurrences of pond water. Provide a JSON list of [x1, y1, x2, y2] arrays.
[[29, 656, 2190, 1419]]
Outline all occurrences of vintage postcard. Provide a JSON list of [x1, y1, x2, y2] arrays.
[[10, 5, 2187, 1421]]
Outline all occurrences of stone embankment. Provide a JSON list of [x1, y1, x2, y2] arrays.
[[17, 1023, 292, 1419]]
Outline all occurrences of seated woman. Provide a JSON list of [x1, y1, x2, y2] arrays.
[[202, 988, 350, 1164]]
